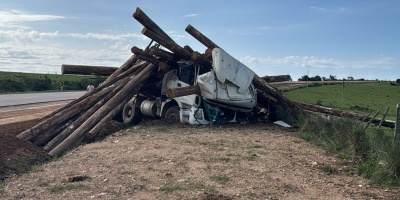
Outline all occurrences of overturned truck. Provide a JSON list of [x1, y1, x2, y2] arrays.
[[121, 47, 258, 125]]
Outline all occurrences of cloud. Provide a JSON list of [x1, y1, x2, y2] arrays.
[[0, 10, 66, 28], [0, 29, 59, 42], [309, 6, 349, 13], [67, 32, 147, 41], [183, 13, 199, 18]]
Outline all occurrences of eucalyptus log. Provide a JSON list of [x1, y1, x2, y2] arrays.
[[43, 82, 126, 152], [133, 7, 173, 41], [185, 24, 220, 49], [61, 64, 117, 76], [39, 59, 146, 124], [135, 55, 160, 66], [131, 46, 154, 58], [166, 85, 201, 98], [149, 46, 178, 61], [298, 102, 395, 128], [17, 86, 112, 141], [262, 75, 292, 83], [49, 63, 158, 157], [103, 55, 139, 85]]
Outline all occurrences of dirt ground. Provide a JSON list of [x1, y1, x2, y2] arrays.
[[1, 105, 400, 199]]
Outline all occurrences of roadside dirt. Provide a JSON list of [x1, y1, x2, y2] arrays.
[[1, 104, 400, 199]]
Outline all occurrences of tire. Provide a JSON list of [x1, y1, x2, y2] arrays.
[[163, 106, 180, 123], [122, 101, 142, 125]]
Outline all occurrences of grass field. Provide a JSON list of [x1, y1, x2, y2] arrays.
[[283, 82, 400, 121], [0, 71, 105, 93]]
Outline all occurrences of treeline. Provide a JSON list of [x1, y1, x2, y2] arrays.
[[298, 75, 369, 81], [0, 72, 106, 93]]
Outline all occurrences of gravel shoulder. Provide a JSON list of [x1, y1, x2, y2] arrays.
[[2, 121, 400, 199]]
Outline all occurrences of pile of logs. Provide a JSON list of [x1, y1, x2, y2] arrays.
[[15, 7, 394, 157]]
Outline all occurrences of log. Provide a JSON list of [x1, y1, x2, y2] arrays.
[[61, 64, 117, 76], [17, 86, 112, 141], [133, 7, 173, 41], [42, 79, 129, 152], [298, 101, 395, 128], [142, 27, 212, 69], [39, 55, 142, 123], [131, 46, 154, 58], [103, 55, 139, 85], [19, 60, 149, 141], [262, 75, 292, 83], [149, 46, 178, 61], [48, 63, 158, 157], [135, 55, 160, 66], [166, 85, 201, 98], [185, 24, 220, 49]]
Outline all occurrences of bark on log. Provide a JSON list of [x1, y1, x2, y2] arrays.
[[185, 24, 220, 49], [135, 55, 160, 66], [38, 55, 142, 124], [48, 63, 158, 157], [149, 46, 178, 61], [61, 64, 117, 76], [298, 102, 395, 128], [17, 86, 112, 141], [42, 81, 128, 152], [131, 46, 154, 58], [133, 7, 173, 42], [103, 55, 139, 85], [166, 85, 201, 98], [262, 75, 292, 83]]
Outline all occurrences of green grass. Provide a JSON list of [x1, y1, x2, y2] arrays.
[[283, 82, 400, 120], [298, 114, 400, 186], [0, 71, 106, 93]]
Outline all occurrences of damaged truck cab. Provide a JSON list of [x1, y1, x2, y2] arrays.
[[121, 48, 257, 125]]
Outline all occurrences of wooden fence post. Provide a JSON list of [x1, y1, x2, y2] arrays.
[[395, 104, 400, 141]]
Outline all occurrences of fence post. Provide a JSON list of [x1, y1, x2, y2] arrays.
[[395, 104, 400, 141]]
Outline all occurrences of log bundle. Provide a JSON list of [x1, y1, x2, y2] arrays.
[[15, 7, 393, 157]]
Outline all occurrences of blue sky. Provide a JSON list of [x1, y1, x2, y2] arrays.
[[0, 0, 399, 81]]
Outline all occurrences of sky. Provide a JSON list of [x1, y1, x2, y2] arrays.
[[0, 0, 399, 81]]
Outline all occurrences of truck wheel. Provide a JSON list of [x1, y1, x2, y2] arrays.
[[164, 106, 180, 123], [122, 102, 142, 125]]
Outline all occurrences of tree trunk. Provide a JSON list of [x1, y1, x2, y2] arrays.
[[61, 64, 117, 76], [185, 24, 220, 49], [262, 75, 292, 83], [48, 63, 158, 157], [166, 85, 201, 98], [297, 102, 395, 128]]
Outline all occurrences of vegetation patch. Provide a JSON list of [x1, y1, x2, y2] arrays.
[[298, 114, 400, 186]]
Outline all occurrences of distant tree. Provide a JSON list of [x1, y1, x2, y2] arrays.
[[310, 75, 322, 81], [396, 79, 400, 83], [322, 77, 327, 81], [298, 75, 309, 81], [328, 75, 337, 81], [347, 76, 355, 81]]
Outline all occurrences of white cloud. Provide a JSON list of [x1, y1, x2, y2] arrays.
[[0, 29, 59, 42], [309, 6, 349, 13], [183, 13, 199, 18], [67, 32, 147, 41], [0, 10, 66, 28]]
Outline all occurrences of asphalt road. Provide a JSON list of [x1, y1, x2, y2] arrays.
[[0, 91, 86, 107]]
